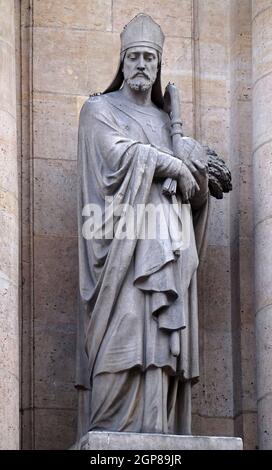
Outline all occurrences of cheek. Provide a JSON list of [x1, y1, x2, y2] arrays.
[[150, 63, 158, 79], [123, 62, 133, 78]]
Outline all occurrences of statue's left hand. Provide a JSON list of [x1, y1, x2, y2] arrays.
[[175, 137, 208, 194]]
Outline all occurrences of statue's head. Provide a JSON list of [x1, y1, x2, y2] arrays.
[[104, 14, 165, 108]]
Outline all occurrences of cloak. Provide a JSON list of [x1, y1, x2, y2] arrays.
[[76, 92, 209, 393]]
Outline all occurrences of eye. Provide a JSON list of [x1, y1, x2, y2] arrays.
[[145, 55, 156, 62]]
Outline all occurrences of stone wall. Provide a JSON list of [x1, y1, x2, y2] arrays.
[[16, 0, 268, 450], [0, 0, 19, 450]]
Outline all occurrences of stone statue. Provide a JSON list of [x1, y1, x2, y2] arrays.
[[76, 13, 231, 439]]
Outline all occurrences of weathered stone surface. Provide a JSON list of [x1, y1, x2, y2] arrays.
[[199, 246, 231, 330], [253, 143, 272, 227], [234, 412, 257, 451], [0, 142, 18, 195], [34, 408, 77, 450], [200, 107, 229, 157], [78, 431, 243, 450], [0, 210, 18, 286], [33, 92, 79, 161], [33, 28, 89, 95], [252, 1, 272, 449], [207, 198, 229, 247], [257, 394, 272, 450], [162, 37, 192, 102], [0, 0, 15, 45], [0, 108, 17, 144], [113, 0, 192, 38], [0, 369, 19, 450], [254, 218, 272, 314], [0, 0, 19, 450], [33, 236, 78, 323], [192, 414, 234, 437], [252, 5, 272, 83], [86, 31, 120, 94], [34, 0, 112, 32], [0, 40, 16, 113], [33, 158, 77, 237], [256, 306, 272, 400], [252, 75, 272, 151], [34, 320, 77, 410]]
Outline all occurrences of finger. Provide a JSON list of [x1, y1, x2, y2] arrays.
[[186, 161, 197, 174], [195, 181, 200, 192], [193, 159, 206, 172], [191, 186, 196, 198]]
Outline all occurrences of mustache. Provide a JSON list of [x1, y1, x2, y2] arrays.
[[131, 72, 150, 80]]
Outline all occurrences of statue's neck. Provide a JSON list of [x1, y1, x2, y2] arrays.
[[120, 82, 153, 107]]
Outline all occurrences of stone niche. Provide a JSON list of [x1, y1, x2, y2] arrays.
[[14, 0, 259, 450]]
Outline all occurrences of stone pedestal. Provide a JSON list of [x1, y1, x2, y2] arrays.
[[75, 432, 243, 450]]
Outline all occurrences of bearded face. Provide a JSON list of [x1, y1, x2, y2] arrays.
[[122, 46, 159, 91]]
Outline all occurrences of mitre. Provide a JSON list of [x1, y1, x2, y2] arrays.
[[103, 13, 165, 108]]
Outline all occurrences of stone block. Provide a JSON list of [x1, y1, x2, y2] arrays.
[[34, 408, 77, 450], [178, 101, 194, 138], [256, 305, 272, 400], [198, 78, 229, 109], [113, 0, 192, 38], [34, 0, 112, 32], [0, 369, 19, 450], [0, 187, 17, 217], [33, 158, 77, 237], [252, 0, 272, 20], [253, 75, 272, 150], [33, 236, 78, 324], [0, 0, 15, 45], [162, 37, 192, 103], [78, 431, 242, 450], [0, 209, 18, 284], [207, 197, 230, 247], [33, 28, 89, 95], [240, 324, 257, 410], [234, 412, 257, 450], [34, 321, 77, 410], [252, 5, 272, 83], [254, 218, 272, 313], [200, 106, 229, 157], [192, 414, 234, 438], [0, 40, 16, 113], [0, 274, 19, 376], [0, 142, 18, 196], [20, 261, 33, 412], [0, 108, 17, 145], [257, 393, 272, 449], [198, 330, 233, 417], [198, 0, 230, 45], [239, 238, 255, 323], [199, 246, 231, 330], [86, 31, 121, 94], [33, 92, 78, 161]]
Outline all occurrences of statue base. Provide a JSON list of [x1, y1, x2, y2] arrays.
[[73, 431, 243, 450]]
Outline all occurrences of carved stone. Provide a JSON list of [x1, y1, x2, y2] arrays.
[[76, 13, 231, 439]]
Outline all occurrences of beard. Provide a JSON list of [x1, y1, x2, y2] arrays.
[[126, 77, 153, 91]]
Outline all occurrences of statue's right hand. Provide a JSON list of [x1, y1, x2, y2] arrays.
[[177, 163, 200, 202]]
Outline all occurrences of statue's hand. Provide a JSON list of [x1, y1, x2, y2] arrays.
[[175, 136, 208, 196], [175, 136, 208, 174], [177, 163, 200, 203]]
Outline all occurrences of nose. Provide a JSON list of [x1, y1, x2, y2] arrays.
[[137, 55, 145, 71]]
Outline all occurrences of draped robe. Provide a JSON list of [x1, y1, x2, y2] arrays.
[[76, 92, 209, 436]]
